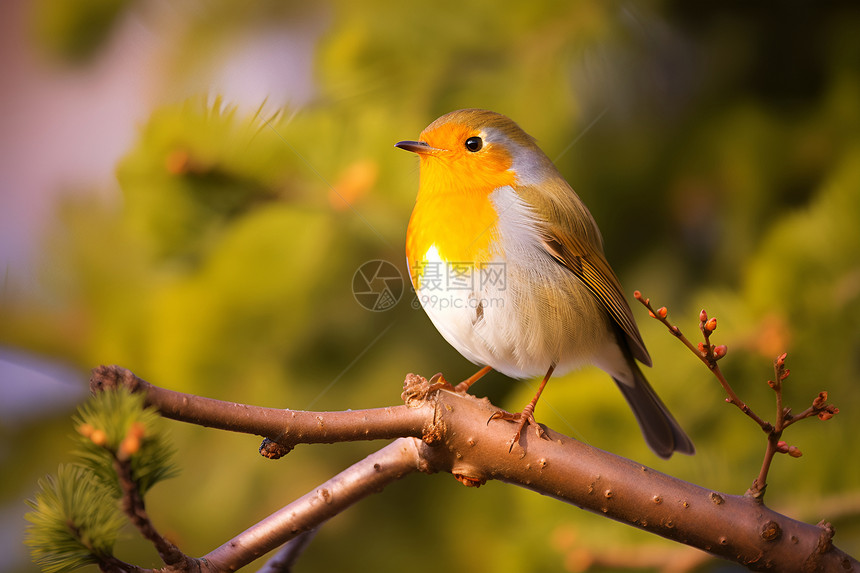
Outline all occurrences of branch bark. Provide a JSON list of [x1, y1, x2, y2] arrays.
[[203, 438, 423, 571], [255, 528, 319, 573], [90, 365, 858, 572]]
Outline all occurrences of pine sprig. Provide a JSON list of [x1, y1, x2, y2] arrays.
[[73, 387, 178, 497], [25, 388, 182, 572], [24, 464, 126, 573]]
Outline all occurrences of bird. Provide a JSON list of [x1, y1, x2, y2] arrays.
[[395, 108, 694, 458]]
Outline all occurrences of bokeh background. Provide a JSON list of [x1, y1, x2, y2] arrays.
[[2, 1, 859, 571]]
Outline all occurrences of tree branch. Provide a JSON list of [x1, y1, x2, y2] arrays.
[[113, 456, 186, 567], [202, 438, 423, 572], [633, 293, 772, 432], [632, 295, 840, 502], [256, 528, 319, 573], [90, 365, 428, 451], [89, 365, 858, 572]]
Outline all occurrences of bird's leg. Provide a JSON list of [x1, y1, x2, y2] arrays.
[[454, 365, 493, 392], [426, 366, 492, 394], [490, 364, 555, 451]]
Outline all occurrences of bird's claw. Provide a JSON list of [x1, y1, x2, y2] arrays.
[[426, 372, 454, 393], [487, 409, 547, 452]]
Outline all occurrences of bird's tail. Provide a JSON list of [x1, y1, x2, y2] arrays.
[[613, 361, 695, 459]]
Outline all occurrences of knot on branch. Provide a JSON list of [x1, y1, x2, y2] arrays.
[[401, 373, 447, 445], [802, 521, 837, 572], [815, 521, 835, 554], [90, 365, 144, 394], [760, 520, 782, 542], [260, 438, 293, 459], [452, 473, 486, 488], [401, 373, 434, 406]]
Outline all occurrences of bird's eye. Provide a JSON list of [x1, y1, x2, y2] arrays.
[[464, 136, 483, 152]]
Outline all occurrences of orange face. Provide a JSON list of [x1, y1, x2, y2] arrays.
[[403, 113, 518, 288]]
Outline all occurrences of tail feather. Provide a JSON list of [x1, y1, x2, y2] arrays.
[[613, 363, 695, 459]]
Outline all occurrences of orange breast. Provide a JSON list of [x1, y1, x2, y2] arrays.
[[405, 153, 515, 289]]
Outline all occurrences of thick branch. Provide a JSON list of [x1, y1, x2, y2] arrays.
[[419, 389, 857, 572], [255, 528, 318, 573], [90, 365, 428, 448], [89, 366, 858, 572], [201, 438, 423, 572]]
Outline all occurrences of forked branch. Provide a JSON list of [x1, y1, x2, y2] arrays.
[[633, 293, 839, 500], [84, 365, 856, 572]]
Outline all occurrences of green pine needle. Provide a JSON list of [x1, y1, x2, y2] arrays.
[[73, 388, 178, 497], [24, 464, 126, 573]]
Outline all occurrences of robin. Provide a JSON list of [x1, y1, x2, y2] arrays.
[[396, 109, 693, 458]]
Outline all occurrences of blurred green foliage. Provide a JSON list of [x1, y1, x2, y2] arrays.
[[31, 0, 132, 64], [4, 1, 860, 572]]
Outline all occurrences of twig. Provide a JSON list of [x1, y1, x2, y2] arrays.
[[749, 357, 838, 498], [633, 293, 840, 502], [96, 554, 148, 573], [113, 456, 187, 567], [633, 292, 771, 431]]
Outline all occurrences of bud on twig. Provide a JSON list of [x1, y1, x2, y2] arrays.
[[118, 422, 146, 460], [129, 421, 146, 439], [704, 317, 717, 332], [813, 392, 828, 408], [776, 441, 802, 458], [90, 429, 107, 447], [818, 406, 839, 421], [118, 436, 140, 461]]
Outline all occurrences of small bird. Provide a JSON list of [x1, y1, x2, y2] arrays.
[[396, 109, 694, 458]]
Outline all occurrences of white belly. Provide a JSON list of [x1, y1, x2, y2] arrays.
[[412, 187, 612, 379]]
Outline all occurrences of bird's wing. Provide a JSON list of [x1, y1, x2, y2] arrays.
[[518, 181, 652, 367]]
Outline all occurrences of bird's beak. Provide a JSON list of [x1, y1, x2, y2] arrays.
[[395, 140, 438, 155]]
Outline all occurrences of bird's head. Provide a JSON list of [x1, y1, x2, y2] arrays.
[[396, 109, 554, 196]]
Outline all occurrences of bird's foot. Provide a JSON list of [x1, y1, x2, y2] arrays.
[[426, 372, 455, 393], [488, 408, 547, 452]]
